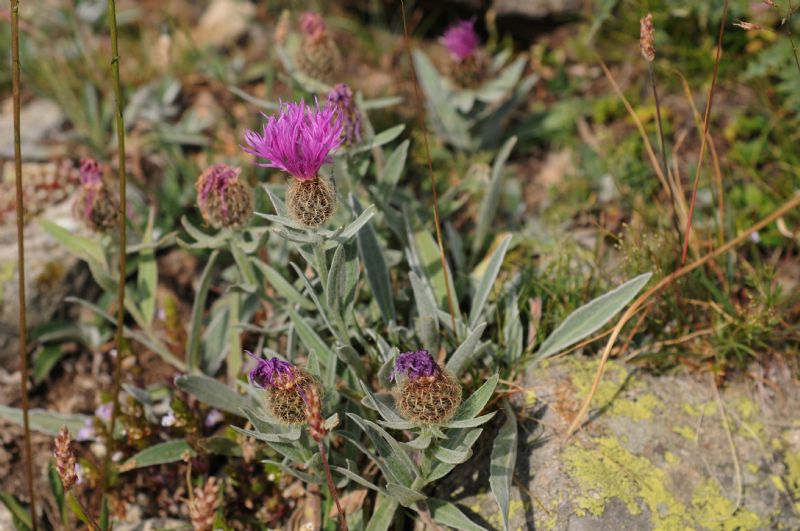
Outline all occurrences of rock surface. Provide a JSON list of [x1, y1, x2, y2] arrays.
[[0, 199, 87, 370], [493, 0, 583, 18], [452, 357, 800, 530]]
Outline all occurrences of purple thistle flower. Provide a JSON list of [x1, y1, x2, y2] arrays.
[[196, 163, 241, 217], [439, 18, 480, 62], [300, 11, 326, 40], [78, 158, 103, 219], [242, 99, 343, 181], [391, 350, 440, 382], [327, 83, 362, 145], [247, 351, 297, 389]]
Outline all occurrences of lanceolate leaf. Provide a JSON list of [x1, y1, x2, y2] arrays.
[[451, 374, 499, 421], [473, 138, 516, 256], [352, 196, 396, 324], [446, 322, 488, 376], [533, 272, 652, 363], [174, 374, 249, 416], [186, 250, 220, 372], [469, 234, 512, 327], [490, 401, 518, 531], [119, 439, 196, 472], [427, 499, 488, 531], [0, 405, 88, 436]]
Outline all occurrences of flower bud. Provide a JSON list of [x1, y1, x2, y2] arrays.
[[295, 12, 341, 83], [392, 350, 462, 425], [248, 354, 323, 426], [286, 174, 336, 227], [195, 163, 253, 229], [73, 158, 119, 233], [327, 83, 362, 146]]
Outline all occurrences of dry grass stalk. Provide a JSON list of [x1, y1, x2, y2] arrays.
[[10, 0, 38, 526]]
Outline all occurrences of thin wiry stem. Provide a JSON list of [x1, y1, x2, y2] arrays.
[[11, 1, 38, 528], [680, 0, 728, 266], [787, 1, 800, 74], [646, 61, 682, 242], [399, 0, 459, 349], [101, 0, 127, 503]]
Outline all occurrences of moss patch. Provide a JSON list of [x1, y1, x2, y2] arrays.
[[566, 358, 663, 421], [672, 425, 699, 442], [562, 436, 765, 530], [691, 479, 764, 530]]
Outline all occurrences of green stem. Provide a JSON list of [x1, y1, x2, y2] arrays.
[[10, 0, 38, 527], [102, 0, 128, 508], [312, 235, 328, 291]]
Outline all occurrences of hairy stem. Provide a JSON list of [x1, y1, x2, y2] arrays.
[[101, 0, 128, 505], [10, 0, 38, 527]]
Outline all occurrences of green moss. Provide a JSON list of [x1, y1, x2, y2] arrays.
[[682, 402, 715, 418], [563, 435, 767, 530], [672, 425, 699, 442], [690, 479, 764, 530], [563, 436, 686, 529], [566, 358, 662, 421]]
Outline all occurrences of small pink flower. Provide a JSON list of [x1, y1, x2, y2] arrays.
[[242, 99, 343, 181], [440, 18, 480, 62], [327, 83, 361, 145]]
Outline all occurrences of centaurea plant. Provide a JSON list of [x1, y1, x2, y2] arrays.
[[243, 99, 343, 227]]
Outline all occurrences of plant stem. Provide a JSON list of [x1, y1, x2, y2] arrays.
[[646, 61, 682, 242], [102, 0, 128, 506], [67, 493, 102, 531], [399, 0, 459, 344], [313, 235, 329, 291], [680, 0, 728, 266], [10, 1, 38, 528], [317, 439, 348, 531]]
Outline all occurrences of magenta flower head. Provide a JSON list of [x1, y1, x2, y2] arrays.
[[242, 99, 343, 182], [300, 11, 326, 41], [440, 17, 480, 62], [247, 352, 297, 389], [327, 83, 362, 145], [391, 349, 440, 382]]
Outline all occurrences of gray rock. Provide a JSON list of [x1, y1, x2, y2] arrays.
[[0, 99, 65, 160], [455, 357, 800, 529], [0, 199, 87, 370], [493, 0, 583, 18]]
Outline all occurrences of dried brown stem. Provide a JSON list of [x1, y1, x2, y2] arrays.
[[680, 0, 728, 266], [400, 0, 459, 350], [10, 0, 37, 527]]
